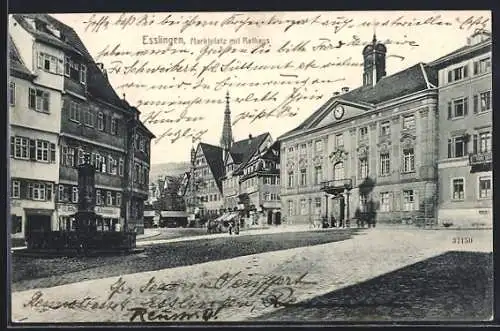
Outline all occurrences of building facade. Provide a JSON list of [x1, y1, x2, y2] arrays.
[[9, 14, 154, 235], [279, 36, 439, 226], [431, 31, 492, 227], [8, 33, 62, 236], [235, 140, 281, 226]]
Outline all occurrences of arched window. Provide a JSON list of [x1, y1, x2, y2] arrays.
[[334, 161, 344, 180]]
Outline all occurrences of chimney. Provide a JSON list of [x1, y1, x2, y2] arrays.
[[248, 134, 253, 145], [341, 86, 349, 93], [333, 91, 340, 96]]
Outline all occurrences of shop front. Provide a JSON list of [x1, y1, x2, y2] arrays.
[[56, 204, 122, 232]]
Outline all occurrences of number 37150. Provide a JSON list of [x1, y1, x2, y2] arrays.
[[452, 237, 473, 244]]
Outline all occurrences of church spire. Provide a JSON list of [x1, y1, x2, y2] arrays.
[[220, 91, 234, 155]]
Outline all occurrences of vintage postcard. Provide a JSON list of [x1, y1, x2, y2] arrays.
[[8, 10, 493, 324]]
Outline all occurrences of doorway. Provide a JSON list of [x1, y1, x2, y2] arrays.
[[275, 212, 281, 225], [25, 214, 51, 238], [267, 211, 273, 225]]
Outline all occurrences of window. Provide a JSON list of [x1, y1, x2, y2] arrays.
[[58, 185, 65, 202], [287, 171, 294, 187], [29, 88, 50, 112], [359, 194, 368, 212], [38, 52, 63, 74], [69, 101, 81, 122], [402, 148, 415, 173], [30, 183, 47, 201], [380, 121, 391, 136], [78, 149, 85, 166], [475, 91, 491, 113], [64, 56, 71, 76], [300, 199, 307, 215], [335, 133, 344, 147], [62, 146, 75, 167], [314, 197, 321, 215], [359, 159, 369, 179], [315, 140, 323, 153], [402, 115, 415, 130], [9, 82, 15, 106], [288, 200, 295, 216], [447, 65, 468, 83], [96, 189, 102, 205], [83, 108, 94, 127], [448, 97, 468, 119], [107, 191, 113, 205], [359, 127, 368, 140], [72, 187, 79, 203], [452, 178, 465, 201], [300, 168, 307, 186], [448, 136, 467, 158], [334, 161, 344, 180], [97, 112, 104, 130], [118, 158, 124, 176], [13, 137, 29, 159], [80, 64, 87, 84], [479, 177, 491, 199], [264, 192, 270, 201], [403, 190, 415, 211], [36, 140, 50, 162], [287, 147, 294, 153], [380, 153, 390, 176], [380, 192, 391, 212], [11, 180, 20, 198], [300, 143, 307, 155], [473, 57, 491, 75], [314, 166, 322, 185], [111, 118, 118, 135], [478, 132, 492, 153]]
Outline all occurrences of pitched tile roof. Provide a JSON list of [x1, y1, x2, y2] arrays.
[[230, 132, 270, 166], [12, 14, 130, 110], [282, 63, 437, 138], [199, 143, 224, 192], [8, 34, 33, 78]]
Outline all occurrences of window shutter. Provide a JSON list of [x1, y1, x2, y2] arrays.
[[73, 148, 79, 167], [473, 134, 478, 154], [464, 135, 469, 154], [29, 139, 36, 160], [37, 52, 43, 68], [447, 102, 452, 119], [103, 114, 107, 132], [414, 190, 419, 211], [463, 97, 468, 116], [27, 183, 33, 199], [106, 115, 112, 132], [463, 65, 468, 78], [473, 95, 479, 114], [20, 181, 27, 199], [447, 139, 452, 158], [28, 88, 35, 109], [473, 61, 479, 75], [10, 137, 14, 157], [50, 143, 56, 162], [447, 71, 452, 83], [46, 183, 52, 201]]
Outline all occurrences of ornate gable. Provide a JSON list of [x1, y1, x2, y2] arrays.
[[307, 100, 373, 131]]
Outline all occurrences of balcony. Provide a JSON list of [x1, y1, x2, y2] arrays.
[[469, 151, 492, 172], [470, 151, 492, 165], [321, 178, 353, 195]]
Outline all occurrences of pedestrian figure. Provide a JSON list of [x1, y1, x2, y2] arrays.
[[228, 222, 233, 235]]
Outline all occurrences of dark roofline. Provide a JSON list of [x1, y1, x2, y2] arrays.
[[429, 39, 491, 69]]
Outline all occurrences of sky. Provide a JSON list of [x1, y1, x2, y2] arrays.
[[50, 11, 491, 165]]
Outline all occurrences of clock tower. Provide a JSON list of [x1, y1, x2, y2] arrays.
[[362, 34, 387, 87]]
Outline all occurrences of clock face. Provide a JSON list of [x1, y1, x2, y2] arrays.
[[334, 106, 345, 120]]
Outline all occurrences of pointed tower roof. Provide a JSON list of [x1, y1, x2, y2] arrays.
[[220, 91, 234, 151]]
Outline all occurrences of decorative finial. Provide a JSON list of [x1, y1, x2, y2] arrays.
[[122, 93, 126, 100], [372, 18, 377, 44]]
